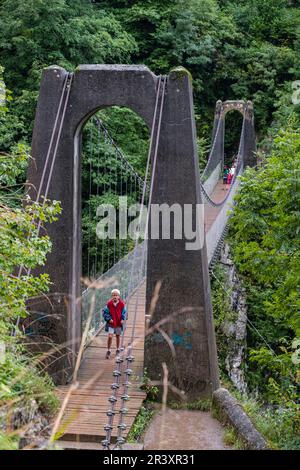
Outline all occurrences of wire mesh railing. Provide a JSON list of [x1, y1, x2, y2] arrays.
[[81, 241, 147, 340], [200, 114, 224, 183], [205, 172, 242, 263]]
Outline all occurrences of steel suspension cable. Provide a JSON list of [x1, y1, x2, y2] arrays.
[[87, 125, 94, 278], [35, 76, 69, 204], [38, 74, 74, 228], [94, 118, 146, 193], [118, 163, 123, 262], [200, 115, 223, 183], [94, 124, 101, 278]]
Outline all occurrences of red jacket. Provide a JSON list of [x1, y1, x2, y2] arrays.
[[103, 299, 126, 329]]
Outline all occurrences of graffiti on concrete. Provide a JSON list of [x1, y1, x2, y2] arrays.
[[146, 330, 192, 350]]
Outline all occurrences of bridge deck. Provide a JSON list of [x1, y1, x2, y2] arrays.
[[55, 180, 228, 446], [56, 284, 146, 444], [204, 180, 228, 232]]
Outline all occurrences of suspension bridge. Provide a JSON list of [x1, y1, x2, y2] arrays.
[[24, 65, 256, 448]]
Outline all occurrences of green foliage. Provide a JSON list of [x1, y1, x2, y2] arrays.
[[223, 0, 298, 44], [0, 432, 19, 450], [211, 265, 236, 328], [93, 107, 149, 177], [238, 395, 300, 450], [229, 118, 300, 323], [81, 107, 149, 276], [169, 398, 212, 411], [215, 379, 300, 450], [223, 425, 245, 449], [209, 114, 300, 450], [0, 71, 61, 447], [141, 367, 159, 402], [100, 0, 299, 143], [126, 404, 155, 443], [0, 189, 61, 327], [248, 347, 299, 405], [0, 0, 137, 139], [1, 0, 298, 151], [0, 351, 59, 415], [227, 115, 300, 413], [0, 66, 26, 152], [0, 0, 298, 173], [0, 0, 137, 89], [0, 349, 60, 449], [211, 264, 237, 371]]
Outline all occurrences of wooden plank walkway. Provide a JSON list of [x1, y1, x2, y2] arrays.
[[55, 180, 229, 447], [204, 180, 229, 232], [56, 283, 146, 444]]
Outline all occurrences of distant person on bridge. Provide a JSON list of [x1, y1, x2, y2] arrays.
[[223, 165, 229, 188], [102, 289, 127, 359], [230, 161, 236, 180], [226, 167, 232, 188], [226, 160, 236, 189]]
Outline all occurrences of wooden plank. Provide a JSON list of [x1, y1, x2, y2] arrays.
[[57, 387, 145, 392], [62, 421, 136, 433]]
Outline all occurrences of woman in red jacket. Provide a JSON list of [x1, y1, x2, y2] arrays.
[[102, 289, 127, 359]]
